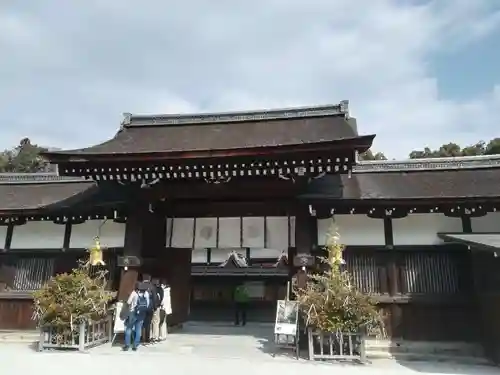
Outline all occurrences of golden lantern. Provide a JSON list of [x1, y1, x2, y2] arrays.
[[88, 236, 106, 266]]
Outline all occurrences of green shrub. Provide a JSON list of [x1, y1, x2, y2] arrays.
[[32, 262, 112, 332], [294, 222, 383, 335]]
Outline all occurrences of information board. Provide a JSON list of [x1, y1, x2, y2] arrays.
[[274, 300, 299, 336]]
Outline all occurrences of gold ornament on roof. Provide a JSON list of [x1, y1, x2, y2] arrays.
[[88, 236, 106, 266]]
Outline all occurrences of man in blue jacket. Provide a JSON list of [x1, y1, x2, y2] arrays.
[[123, 282, 150, 351]]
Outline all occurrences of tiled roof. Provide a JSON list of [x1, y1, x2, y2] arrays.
[[354, 154, 500, 172], [0, 173, 85, 184], [0, 179, 95, 211], [41, 102, 375, 158]]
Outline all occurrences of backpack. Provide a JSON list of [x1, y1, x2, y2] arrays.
[[135, 291, 149, 315], [149, 285, 162, 310], [155, 285, 164, 308]]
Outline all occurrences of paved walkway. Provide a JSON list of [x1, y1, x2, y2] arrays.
[[0, 322, 497, 375]]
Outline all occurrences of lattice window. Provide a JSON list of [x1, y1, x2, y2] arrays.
[[401, 252, 460, 294], [344, 252, 380, 294], [13, 258, 55, 291]]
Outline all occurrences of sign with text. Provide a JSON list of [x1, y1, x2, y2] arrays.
[[274, 300, 299, 336]]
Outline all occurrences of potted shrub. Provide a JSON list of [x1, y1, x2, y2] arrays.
[[32, 261, 113, 351], [294, 224, 383, 362]]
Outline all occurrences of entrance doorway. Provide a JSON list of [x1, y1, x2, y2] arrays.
[[189, 276, 288, 323]]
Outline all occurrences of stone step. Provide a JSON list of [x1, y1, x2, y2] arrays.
[[367, 350, 491, 366], [365, 339, 484, 357]]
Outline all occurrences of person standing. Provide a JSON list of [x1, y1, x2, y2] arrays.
[[123, 282, 150, 351], [234, 282, 249, 326], [158, 279, 171, 341], [150, 278, 164, 342], [141, 274, 160, 344]]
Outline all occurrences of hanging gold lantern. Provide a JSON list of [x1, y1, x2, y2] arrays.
[[88, 236, 106, 266]]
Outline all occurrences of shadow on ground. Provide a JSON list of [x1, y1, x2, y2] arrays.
[[386, 340, 498, 375], [393, 360, 498, 375]]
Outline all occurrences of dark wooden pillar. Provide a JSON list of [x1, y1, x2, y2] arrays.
[[384, 216, 402, 339], [294, 207, 317, 289], [118, 204, 168, 301], [165, 248, 192, 326], [384, 218, 398, 295], [141, 212, 166, 277], [118, 210, 144, 301]]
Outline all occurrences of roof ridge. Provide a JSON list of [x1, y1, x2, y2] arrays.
[[0, 173, 87, 184], [355, 154, 500, 172], [122, 101, 349, 127]]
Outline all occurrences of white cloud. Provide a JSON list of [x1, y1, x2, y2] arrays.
[[0, 0, 499, 158]]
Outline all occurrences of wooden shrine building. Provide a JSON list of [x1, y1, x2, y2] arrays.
[[1, 101, 500, 360]]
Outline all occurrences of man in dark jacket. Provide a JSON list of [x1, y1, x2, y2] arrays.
[[141, 274, 160, 343], [150, 278, 164, 341]]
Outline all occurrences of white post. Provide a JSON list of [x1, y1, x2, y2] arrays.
[[108, 315, 113, 343], [78, 323, 86, 351], [307, 328, 314, 360], [38, 329, 44, 352]]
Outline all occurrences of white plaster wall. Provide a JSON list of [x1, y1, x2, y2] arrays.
[[392, 213, 462, 245], [171, 218, 195, 248], [166, 216, 294, 250], [472, 212, 500, 233], [266, 216, 290, 251], [317, 215, 385, 246], [250, 248, 283, 259], [0, 226, 6, 249], [194, 218, 217, 248], [218, 218, 241, 248], [70, 220, 125, 248], [192, 248, 207, 263], [11, 221, 65, 249], [242, 217, 265, 248]]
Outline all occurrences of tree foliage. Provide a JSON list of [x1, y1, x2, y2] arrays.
[[32, 262, 112, 333], [359, 150, 387, 161], [294, 223, 383, 334], [0, 138, 50, 173], [409, 138, 500, 159]]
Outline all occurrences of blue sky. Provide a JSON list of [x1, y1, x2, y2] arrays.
[[0, 0, 499, 159], [431, 31, 500, 100]]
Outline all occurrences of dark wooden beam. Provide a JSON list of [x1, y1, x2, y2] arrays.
[[63, 223, 72, 251], [159, 200, 298, 218], [383, 217, 394, 247], [4, 224, 14, 251], [461, 216, 473, 234], [148, 177, 310, 201]]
